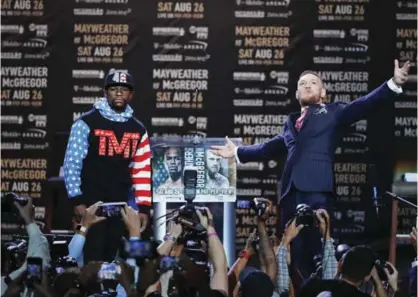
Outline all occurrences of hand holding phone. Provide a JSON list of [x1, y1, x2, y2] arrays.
[[96, 202, 127, 218], [97, 262, 121, 281], [26, 257, 43, 288]]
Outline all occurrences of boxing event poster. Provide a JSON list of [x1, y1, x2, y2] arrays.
[[151, 137, 238, 203], [1, 0, 416, 251]]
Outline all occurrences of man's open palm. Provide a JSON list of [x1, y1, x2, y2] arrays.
[[393, 59, 410, 86], [210, 136, 236, 158]]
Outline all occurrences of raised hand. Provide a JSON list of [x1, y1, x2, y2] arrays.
[[13, 196, 34, 225], [80, 201, 106, 228], [210, 136, 237, 158], [393, 59, 411, 86]]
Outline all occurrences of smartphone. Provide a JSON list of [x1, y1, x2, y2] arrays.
[[97, 262, 121, 281], [26, 257, 43, 286], [129, 239, 153, 258], [159, 256, 178, 272], [96, 202, 127, 218]]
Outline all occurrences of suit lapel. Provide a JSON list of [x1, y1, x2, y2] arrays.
[[288, 112, 299, 137]]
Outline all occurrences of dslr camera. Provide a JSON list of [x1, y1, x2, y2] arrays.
[[1, 193, 28, 221], [294, 204, 316, 227], [163, 168, 207, 236], [293, 204, 326, 227], [375, 258, 394, 281]]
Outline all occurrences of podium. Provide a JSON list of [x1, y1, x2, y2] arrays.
[[150, 136, 241, 266]]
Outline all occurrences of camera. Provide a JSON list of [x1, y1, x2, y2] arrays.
[[183, 238, 209, 270], [375, 259, 394, 281], [162, 168, 207, 235], [251, 197, 269, 218], [3, 240, 27, 271], [1, 193, 28, 220], [293, 204, 326, 227], [295, 204, 316, 227], [47, 256, 78, 282]]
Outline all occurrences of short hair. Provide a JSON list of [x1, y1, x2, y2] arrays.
[[298, 70, 323, 85], [299, 70, 321, 79], [341, 246, 376, 283], [165, 147, 181, 157]]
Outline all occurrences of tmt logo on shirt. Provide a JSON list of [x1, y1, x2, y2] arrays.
[[94, 129, 140, 158]]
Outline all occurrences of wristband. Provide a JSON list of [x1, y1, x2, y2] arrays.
[[76, 224, 87, 233], [207, 232, 217, 238], [238, 250, 250, 260], [163, 233, 177, 242]]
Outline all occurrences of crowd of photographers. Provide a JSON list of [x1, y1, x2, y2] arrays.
[[1, 196, 417, 297]]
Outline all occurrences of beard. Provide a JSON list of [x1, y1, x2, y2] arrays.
[[299, 93, 321, 106]]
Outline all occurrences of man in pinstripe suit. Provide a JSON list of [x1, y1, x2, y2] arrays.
[[212, 60, 411, 278]]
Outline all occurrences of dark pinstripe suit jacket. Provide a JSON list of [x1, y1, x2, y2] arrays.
[[237, 82, 397, 203]]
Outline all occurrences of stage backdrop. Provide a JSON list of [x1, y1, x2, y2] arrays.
[[1, 0, 416, 249]]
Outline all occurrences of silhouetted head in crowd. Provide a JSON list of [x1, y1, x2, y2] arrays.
[[340, 246, 376, 287], [238, 267, 274, 297]]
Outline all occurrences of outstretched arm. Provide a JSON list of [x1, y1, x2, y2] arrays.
[[236, 132, 287, 163], [211, 122, 288, 164], [336, 59, 410, 127]]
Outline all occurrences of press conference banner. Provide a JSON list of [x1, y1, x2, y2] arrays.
[[1, 0, 416, 248]]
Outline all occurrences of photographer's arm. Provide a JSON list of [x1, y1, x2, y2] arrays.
[[370, 267, 389, 297], [315, 210, 338, 279], [277, 219, 303, 295], [157, 221, 182, 256], [228, 230, 256, 296], [207, 226, 228, 294], [196, 208, 228, 295], [68, 202, 105, 267], [258, 218, 277, 284]]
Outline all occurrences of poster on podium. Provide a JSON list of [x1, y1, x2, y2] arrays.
[[151, 137, 240, 203]]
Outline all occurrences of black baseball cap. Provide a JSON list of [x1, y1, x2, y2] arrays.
[[239, 267, 274, 297], [104, 71, 134, 90]]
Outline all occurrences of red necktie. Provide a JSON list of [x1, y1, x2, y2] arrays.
[[295, 108, 307, 131]]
